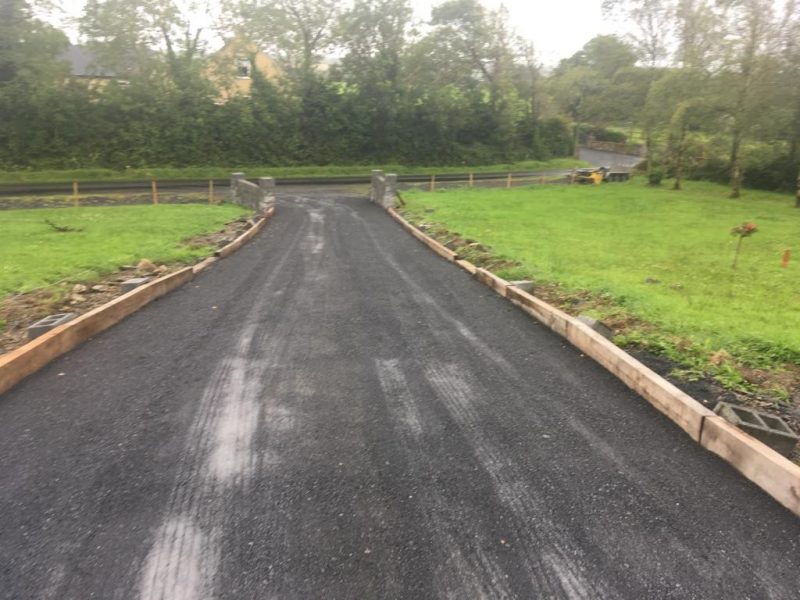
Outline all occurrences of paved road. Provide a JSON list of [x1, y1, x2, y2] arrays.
[[1, 192, 798, 600], [578, 147, 643, 169]]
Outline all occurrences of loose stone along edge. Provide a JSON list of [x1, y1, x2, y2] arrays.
[[379, 194, 800, 518]]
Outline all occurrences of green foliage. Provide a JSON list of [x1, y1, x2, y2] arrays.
[[647, 169, 664, 185], [576, 124, 627, 144], [0, 0, 575, 170], [0, 204, 248, 296]]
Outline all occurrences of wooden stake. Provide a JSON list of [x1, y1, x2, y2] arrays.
[[72, 181, 79, 207], [151, 180, 159, 204], [507, 173, 512, 188], [469, 172, 474, 188], [430, 174, 436, 192], [208, 179, 214, 204], [782, 249, 791, 268], [540, 176, 545, 185]]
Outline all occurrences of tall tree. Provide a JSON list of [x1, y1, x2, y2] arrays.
[[337, 0, 412, 159], [228, 0, 341, 156], [717, 0, 779, 197], [80, 0, 207, 88], [603, 0, 673, 178]]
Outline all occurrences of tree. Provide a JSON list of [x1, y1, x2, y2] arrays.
[[603, 1, 673, 178], [227, 0, 341, 157], [80, 0, 204, 77], [717, 0, 780, 197], [231, 0, 339, 83], [336, 0, 412, 159], [0, 0, 68, 85], [602, 0, 672, 68]]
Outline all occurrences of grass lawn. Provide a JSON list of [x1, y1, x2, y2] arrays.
[[402, 180, 800, 370], [0, 158, 586, 184], [0, 203, 248, 297]]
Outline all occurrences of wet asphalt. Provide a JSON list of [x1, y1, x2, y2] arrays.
[[0, 192, 798, 600]]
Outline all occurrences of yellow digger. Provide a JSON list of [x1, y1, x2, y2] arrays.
[[572, 166, 609, 185]]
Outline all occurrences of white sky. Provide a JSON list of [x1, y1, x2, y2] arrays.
[[411, 0, 619, 66], [49, 0, 621, 67]]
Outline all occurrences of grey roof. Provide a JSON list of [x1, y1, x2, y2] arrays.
[[60, 45, 119, 78]]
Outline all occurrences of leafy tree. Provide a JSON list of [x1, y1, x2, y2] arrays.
[[336, 0, 412, 160]]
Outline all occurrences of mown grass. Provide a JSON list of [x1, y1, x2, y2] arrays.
[[0, 158, 586, 184], [0, 203, 248, 296], [403, 180, 800, 371]]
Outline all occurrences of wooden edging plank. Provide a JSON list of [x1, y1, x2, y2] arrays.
[[475, 268, 509, 297], [387, 208, 458, 262], [386, 205, 800, 517], [700, 416, 800, 515], [0, 267, 193, 396], [215, 206, 275, 259], [0, 206, 276, 397]]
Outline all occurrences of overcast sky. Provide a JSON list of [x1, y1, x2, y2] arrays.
[[411, 0, 620, 65], [50, 0, 621, 67]]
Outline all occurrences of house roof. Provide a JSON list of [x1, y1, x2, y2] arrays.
[[60, 45, 121, 78]]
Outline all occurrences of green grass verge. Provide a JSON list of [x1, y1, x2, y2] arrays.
[[0, 158, 586, 184], [402, 179, 800, 377], [0, 203, 249, 296]]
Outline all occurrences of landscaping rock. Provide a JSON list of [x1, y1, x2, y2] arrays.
[[136, 259, 156, 273], [510, 280, 534, 293], [90, 285, 109, 293], [72, 284, 89, 294], [576, 315, 614, 340], [120, 277, 151, 294], [70, 294, 86, 304]]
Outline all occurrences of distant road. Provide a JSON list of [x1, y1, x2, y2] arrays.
[[578, 147, 644, 168], [1, 191, 798, 599], [0, 149, 642, 198]]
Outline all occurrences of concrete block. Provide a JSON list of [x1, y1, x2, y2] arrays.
[[576, 315, 613, 340], [371, 170, 385, 203], [382, 173, 398, 209], [120, 277, 151, 294], [714, 401, 799, 458], [230, 172, 245, 200], [27, 313, 76, 340], [510, 280, 534, 293]]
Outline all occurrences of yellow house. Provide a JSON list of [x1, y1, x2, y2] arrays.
[[205, 37, 282, 101]]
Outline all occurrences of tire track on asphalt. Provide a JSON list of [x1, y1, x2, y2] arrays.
[[423, 361, 610, 600], [375, 358, 514, 600], [344, 201, 793, 595], [139, 206, 313, 600]]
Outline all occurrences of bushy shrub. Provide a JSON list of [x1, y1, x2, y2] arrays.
[[648, 169, 664, 185], [576, 124, 627, 144]]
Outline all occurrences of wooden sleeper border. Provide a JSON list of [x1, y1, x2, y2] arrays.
[[387, 205, 800, 517], [0, 207, 276, 397]]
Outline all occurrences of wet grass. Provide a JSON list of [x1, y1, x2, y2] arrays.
[[403, 179, 800, 371], [0, 158, 586, 184], [0, 203, 249, 297]]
